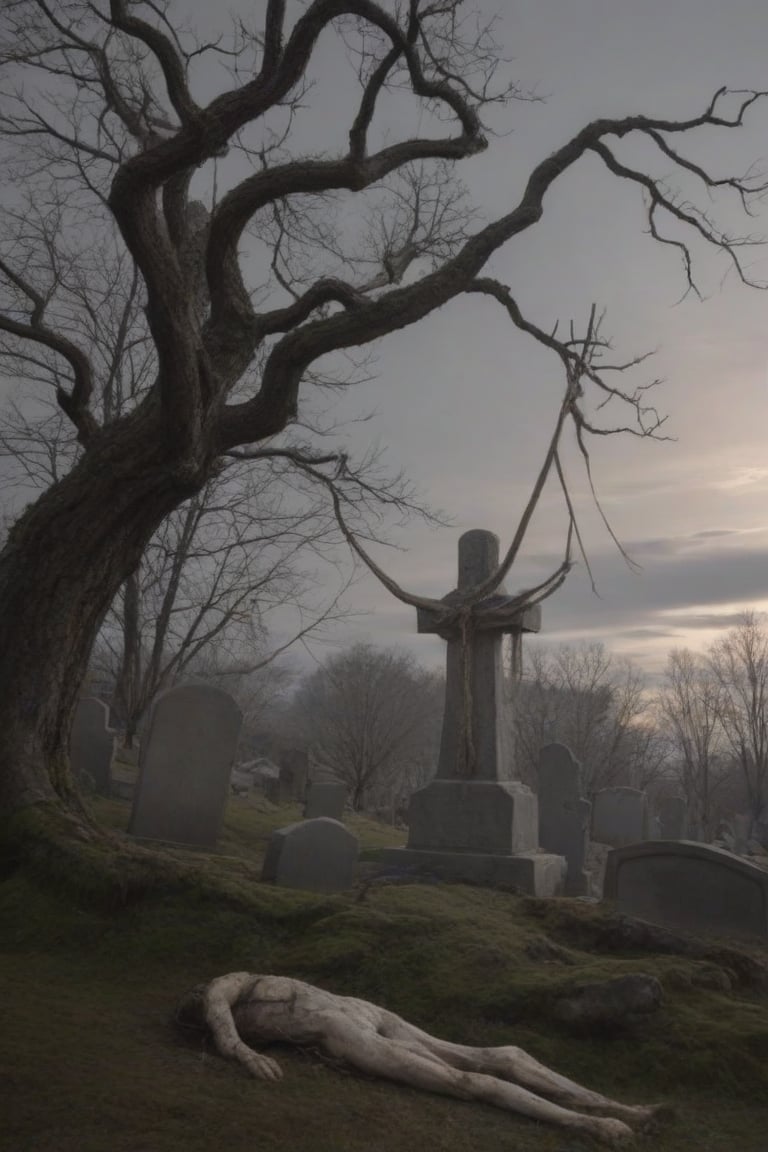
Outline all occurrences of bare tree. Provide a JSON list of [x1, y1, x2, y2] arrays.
[[654, 647, 726, 838], [289, 643, 443, 811], [708, 612, 768, 825], [513, 643, 661, 793], [0, 3, 764, 840], [178, 643, 296, 760], [0, 396, 354, 748], [107, 458, 351, 744], [0, 214, 359, 750]]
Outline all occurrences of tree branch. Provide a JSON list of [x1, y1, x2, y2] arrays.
[[0, 256, 97, 444], [217, 88, 767, 451]]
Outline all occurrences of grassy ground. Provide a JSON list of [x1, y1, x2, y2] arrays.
[[2, 795, 768, 1152]]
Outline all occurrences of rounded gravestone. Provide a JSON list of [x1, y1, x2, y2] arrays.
[[129, 684, 242, 847], [262, 818, 359, 893]]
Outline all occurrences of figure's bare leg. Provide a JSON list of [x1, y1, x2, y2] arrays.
[[321, 1017, 634, 1146], [471, 1047, 665, 1126], [376, 1012, 662, 1126]]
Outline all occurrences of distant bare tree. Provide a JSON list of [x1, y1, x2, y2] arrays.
[[708, 612, 768, 825], [654, 647, 726, 838], [179, 643, 295, 759], [289, 643, 443, 811], [106, 459, 349, 745], [512, 643, 661, 793]]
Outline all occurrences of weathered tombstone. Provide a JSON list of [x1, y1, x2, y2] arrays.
[[304, 781, 347, 821], [604, 841, 768, 939], [754, 807, 768, 849], [381, 530, 565, 896], [279, 749, 309, 802], [657, 795, 687, 841], [262, 818, 359, 893], [69, 697, 116, 796], [537, 743, 591, 896], [733, 814, 751, 856], [262, 777, 281, 804], [129, 684, 242, 847], [230, 765, 253, 797], [715, 819, 736, 854], [591, 787, 648, 847]]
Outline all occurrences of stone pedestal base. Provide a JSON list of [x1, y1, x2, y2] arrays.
[[378, 846, 565, 897], [407, 779, 539, 855]]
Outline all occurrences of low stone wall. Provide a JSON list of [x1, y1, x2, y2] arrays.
[[604, 840, 768, 939]]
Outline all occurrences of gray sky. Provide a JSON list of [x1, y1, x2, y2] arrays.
[[278, 0, 768, 678]]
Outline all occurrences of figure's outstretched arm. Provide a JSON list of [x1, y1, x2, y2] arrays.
[[202, 973, 283, 1082]]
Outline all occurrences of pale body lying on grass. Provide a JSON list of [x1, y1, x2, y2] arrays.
[[191, 973, 667, 1145]]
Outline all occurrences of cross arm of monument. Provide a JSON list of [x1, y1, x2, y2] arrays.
[[417, 595, 542, 639]]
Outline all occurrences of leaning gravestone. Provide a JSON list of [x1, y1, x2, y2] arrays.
[[262, 818, 359, 893], [657, 795, 687, 841], [753, 807, 768, 850], [380, 529, 565, 896], [592, 787, 648, 847], [604, 840, 768, 939], [129, 684, 242, 847], [733, 814, 752, 855], [648, 816, 662, 840], [279, 748, 309, 802], [304, 781, 347, 820], [69, 697, 116, 796], [537, 743, 591, 896]]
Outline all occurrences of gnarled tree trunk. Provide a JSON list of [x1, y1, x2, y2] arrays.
[[0, 407, 213, 827]]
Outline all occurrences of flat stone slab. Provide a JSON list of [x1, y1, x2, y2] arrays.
[[407, 779, 538, 856], [379, 847, 565, 897], [262, 817, 358, 893], [604, 840, 768, 939]]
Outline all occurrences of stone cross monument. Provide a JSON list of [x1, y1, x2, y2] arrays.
[[380, 529, 565, 896], [416, 528, 541, 781]]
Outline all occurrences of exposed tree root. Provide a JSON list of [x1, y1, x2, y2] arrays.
[[525, 900, 768, 991], [0, 801, 266, 909]]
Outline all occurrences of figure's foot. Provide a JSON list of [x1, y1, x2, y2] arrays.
[[595, 1100, 674, 1127], [587, 1117, 635, 1146], [634, 1102, 676, 1130]]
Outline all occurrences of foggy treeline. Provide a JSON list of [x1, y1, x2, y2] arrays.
[[274, 614, 768, 826], [84, 607, 768, 830]]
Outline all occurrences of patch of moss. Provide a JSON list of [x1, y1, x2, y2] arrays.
[[3, 799, 768, 1150]]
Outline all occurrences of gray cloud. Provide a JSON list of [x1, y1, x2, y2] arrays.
[[651, 612, 749, 632], [613, 628, 683, 640]]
